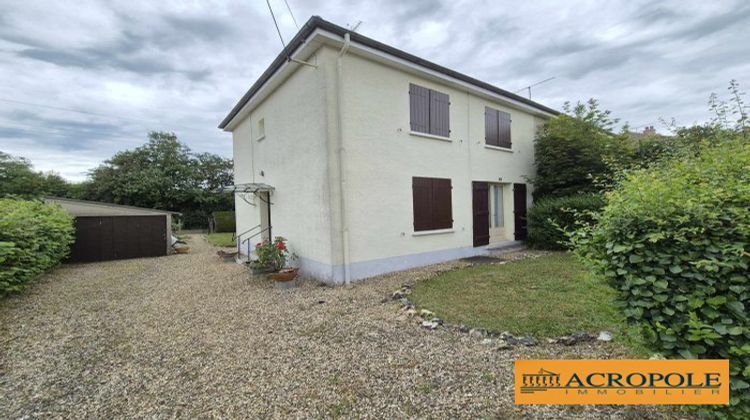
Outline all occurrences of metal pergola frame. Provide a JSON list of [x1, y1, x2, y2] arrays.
[[216, 183, 275, 206]]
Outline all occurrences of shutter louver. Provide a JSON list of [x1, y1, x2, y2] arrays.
[[485, 106, 499, 146], [429, 90, 450, 137], [409, 84, 429, 134], [432, 178, 453, 229], [412, 177, 433, 231], [498, 110, 512, 148]]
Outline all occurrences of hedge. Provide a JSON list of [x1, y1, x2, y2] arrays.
[[527, 194, 605, 250], [0, 199, 74, 294], [574, 138, 750, 418], [212, 211, 236, 233]]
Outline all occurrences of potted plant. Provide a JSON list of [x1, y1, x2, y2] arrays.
[[249, 237, 297, 285]]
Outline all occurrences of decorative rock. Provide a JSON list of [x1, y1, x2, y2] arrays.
[[421, 320, 439, 330], [469, 329, 484, 338], [458, 325, 471, 334], [481, 338, 493, 346], [405, 309, 417, 317], [419, 309, 435, 318], [597, 331, 613, 342], [495, 339, 511, 350], [399, 298, 410, 307], [515, 336, 537, 347]]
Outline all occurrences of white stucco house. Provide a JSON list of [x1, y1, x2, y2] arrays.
[[219, 16, 559, 284]]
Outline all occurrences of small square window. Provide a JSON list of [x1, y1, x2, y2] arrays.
[[256, 118, 265, 141]]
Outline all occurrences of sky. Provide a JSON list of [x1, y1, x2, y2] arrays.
[[1, 0, 748, 181]]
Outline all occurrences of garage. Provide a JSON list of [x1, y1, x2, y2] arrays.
[[45, 198, 178, 263]]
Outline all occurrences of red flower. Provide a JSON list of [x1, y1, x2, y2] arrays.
[[275, 242, 286, 250]]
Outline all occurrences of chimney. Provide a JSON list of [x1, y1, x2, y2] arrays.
[[643, 126, 656, 135]]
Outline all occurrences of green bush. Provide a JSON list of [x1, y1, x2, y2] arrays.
[[212, 211, 235, 233], [574, 138, 750, 417], [527, 194, 605, 250], [0, 199, 74, 294]]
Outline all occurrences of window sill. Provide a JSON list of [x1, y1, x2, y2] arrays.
[[412, 228, 454, 236], [409, 131, 451, 142], [485, 144, 512, 153], [256, 135, 266, 142]]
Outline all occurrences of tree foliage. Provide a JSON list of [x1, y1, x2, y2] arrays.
[[0, 152, 72, 198], [82, 131, 233, 228], [531, 99, 633, 199]]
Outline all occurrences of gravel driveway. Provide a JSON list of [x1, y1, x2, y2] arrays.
[[1, 235, 676, 419]]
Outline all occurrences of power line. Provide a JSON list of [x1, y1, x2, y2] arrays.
[[0, 98, 216, 132], [0, 98, 155, 125], [266, 0, 286, 48], [283, 0, 299, 30]]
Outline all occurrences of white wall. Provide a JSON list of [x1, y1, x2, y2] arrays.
[[231, 48, 337, 279], [340, 52, 546, 268], [229, 41, 550, 283]]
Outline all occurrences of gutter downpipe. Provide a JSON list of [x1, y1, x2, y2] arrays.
[[337, 33, 352, 284]]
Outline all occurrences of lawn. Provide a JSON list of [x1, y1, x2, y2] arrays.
[[205, 232, 235, 247], [411, 253, 642, 345]]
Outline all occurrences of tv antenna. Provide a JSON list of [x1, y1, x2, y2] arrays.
[[515, 77, 555, 100], [348, 20, 363, 32]]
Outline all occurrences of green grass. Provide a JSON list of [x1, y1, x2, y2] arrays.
[[205, 232, 235, 247], [411, 253, 645, 351]]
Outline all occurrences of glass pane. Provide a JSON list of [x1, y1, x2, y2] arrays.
[[493, 185, 504, 227]]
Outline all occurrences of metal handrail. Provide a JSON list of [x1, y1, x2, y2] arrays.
[[235, 224, 261, 255], [240, 226, 272, 260]]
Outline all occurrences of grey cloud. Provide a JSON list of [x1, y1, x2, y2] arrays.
[[1, 0, 748, 181]]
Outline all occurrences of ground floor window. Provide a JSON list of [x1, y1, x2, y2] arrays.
[[412, 177, 453, 231]]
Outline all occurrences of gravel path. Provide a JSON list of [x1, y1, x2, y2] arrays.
[[1, 236, 678, 419]]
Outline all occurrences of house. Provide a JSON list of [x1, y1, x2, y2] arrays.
[[45, 197, 177, 262], [219, 16, 558, 284]]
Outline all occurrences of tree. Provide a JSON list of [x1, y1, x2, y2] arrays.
[[0, 151, 72, 198], [530, 99, 632, 199], [84, 131, 234, 228]]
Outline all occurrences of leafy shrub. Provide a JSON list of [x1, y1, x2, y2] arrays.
[[531, 99, 633, 199], [212, 211, 236, 233], [527, 194, 605, 250], [251, 237, 293, 271], [574, 138, 750, 417], [0, 199, 74, 294]]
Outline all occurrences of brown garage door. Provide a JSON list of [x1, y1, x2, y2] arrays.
[[68, 215, 167, 262]]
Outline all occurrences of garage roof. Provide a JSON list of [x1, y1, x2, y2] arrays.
[[45, 197, 179, 217]]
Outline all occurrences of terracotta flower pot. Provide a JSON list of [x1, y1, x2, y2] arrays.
[[174, 246, 190, 254], [269, 268, 299, 282]]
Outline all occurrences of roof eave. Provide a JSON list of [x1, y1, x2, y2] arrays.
[[218, 16, 559, 130]]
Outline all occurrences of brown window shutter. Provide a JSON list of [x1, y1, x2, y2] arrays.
[[409, 84, 429, 134], [412, 177, 433, 231], [498, 111, 512, 148], [429, 90, 450, 137], [485, 106, 499, 146], [432, 178, 453, 229]]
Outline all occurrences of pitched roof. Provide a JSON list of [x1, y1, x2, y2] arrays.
[[45, 197, 180, 216], [219, 16, 559, 129]]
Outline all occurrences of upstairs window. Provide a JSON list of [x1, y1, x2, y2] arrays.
[[485, 107, 511, 148], [412, 177, 453, 231], [409, 83, 450, 137]]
